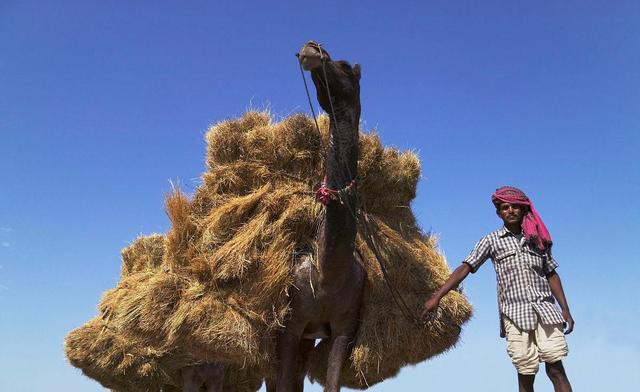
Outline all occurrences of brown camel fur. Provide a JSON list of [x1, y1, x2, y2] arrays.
[[181, 363, 228, 392], [274, 42, 365, 392]]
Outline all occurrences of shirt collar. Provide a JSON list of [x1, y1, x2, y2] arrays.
[[498, 226, 521, 238]]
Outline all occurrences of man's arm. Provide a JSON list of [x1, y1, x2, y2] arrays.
[[421, 263, 472, 320], [547, 270, 575, 334]]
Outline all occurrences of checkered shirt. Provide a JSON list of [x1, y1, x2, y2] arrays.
[[463, 227, 565, 337]]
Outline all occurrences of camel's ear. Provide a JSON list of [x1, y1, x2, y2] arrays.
[[353, 64, 361, 81]]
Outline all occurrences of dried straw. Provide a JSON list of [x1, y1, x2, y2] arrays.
[[65, 111, 472, 390]]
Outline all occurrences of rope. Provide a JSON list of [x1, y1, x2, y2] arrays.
[[297, 60, 322, 136], [315, 176, 355, 205], [362, 216, 420, 323], [314, 53, 421, 324], [296, 46, 458, 331]]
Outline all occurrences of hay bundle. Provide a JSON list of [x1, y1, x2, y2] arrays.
[[307, 231, 470, 388], [65, 110, 471, 390], [191, 111, 472, 387], [65, 235, 264, 392], [119, 234, 165, 277], [66, 236, 185, 391], [66, 314, 262, 392], [65, 315, 180, 392]]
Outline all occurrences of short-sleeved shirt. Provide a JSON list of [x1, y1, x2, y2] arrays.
[[463, 227, 565, 337]]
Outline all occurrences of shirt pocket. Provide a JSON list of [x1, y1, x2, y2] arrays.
[[494, 249, 517, 288], [524, 248, 545, 273], [494, 249, 517, 264]]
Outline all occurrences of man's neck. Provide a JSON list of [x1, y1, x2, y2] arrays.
[[505, 224, 522, 235]]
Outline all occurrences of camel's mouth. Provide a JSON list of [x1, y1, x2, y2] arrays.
[[298, 41, 327, 71]]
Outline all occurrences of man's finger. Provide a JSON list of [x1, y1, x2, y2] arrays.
[[420, 308, 435, 323], [564, 320, 574, 335]]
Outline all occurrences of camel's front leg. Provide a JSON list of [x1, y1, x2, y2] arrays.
[[266, 378, 276, 392], [204, 363, 227, 392], [276, 331, 301, 392], [324, 334, 353, 392], [291, 338, 315, 392], [182, 366, 200, 392]]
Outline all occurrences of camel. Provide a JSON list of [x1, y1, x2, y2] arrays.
[[274, 42, 365, 392], [181, 362, 227, 392]]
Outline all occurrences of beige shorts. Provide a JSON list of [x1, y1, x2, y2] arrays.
[[503, 317, 569, 375]]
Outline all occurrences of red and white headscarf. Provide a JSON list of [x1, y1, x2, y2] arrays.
[[491, 186, 552, 252]]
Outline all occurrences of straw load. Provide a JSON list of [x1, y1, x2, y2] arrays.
[[65, 234, 263, 392], [65, 110, 472, 391]]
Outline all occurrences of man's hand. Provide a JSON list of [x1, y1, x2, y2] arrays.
[[563, 310, 575, 334], [421, 296, 440, 322], [420, 264, 471, 324], [547, 271, 574, 335]]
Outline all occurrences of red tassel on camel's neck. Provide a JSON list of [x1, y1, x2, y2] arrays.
[[315, 176, 338, 205]]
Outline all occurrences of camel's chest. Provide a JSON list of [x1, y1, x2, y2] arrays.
[[290, 255, 364, 324]]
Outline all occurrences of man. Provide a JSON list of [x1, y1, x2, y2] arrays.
[[423, 186, 574, 392]]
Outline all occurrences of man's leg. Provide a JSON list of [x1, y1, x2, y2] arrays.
[[504, 318, 539, 391], [535, 322, 571, 392], [517, 373, 535, 392], [545, 361, 572, 392]]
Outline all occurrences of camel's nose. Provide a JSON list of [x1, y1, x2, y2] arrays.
[[298, 50, 323, 71]]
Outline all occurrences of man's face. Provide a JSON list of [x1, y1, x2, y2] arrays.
[[496, 202, 525, 226]]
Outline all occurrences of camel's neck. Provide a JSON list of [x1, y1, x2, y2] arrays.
[[324, 105, 359, 237], [311, 61, 361, 280], [310, 61, 361, 190], [325, 109, 359, 189], [317, 111, 359, 282]]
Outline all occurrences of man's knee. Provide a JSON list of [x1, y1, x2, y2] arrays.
[[508, 340, 539, 375], [545, 361, 568, 382], [511, 353, 539, 375], [537, 323, 568, 363], [505, 320, 539, 375], [517, 373, 535, 392]]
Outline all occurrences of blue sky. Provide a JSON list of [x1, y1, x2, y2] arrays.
[[1, 1, 639, 391]]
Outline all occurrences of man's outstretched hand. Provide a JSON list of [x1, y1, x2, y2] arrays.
[[420, 264, 471, 324], [563, 310, 575, 334], [420, 296, 440, 323]]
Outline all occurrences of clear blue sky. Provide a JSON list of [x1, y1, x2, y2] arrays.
[[1, 1, 639, 391]]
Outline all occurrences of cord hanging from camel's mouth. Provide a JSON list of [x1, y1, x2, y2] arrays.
[[296, 43, 464, 332]]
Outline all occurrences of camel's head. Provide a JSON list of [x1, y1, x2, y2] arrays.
[[297, 41, 331, 71], [298, 41, 361, 114]]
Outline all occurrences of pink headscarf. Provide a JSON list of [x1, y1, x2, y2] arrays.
[[491, 186, 552, 252]]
